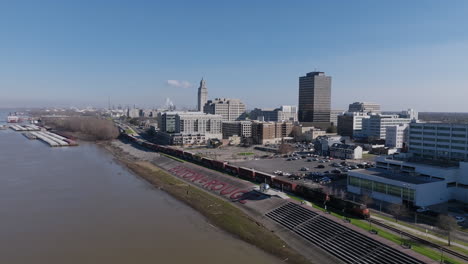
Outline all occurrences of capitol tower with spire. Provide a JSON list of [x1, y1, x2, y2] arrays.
[[197, 78, 208, 111]]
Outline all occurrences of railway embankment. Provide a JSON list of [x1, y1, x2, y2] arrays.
[[102, 140, 321, 264]]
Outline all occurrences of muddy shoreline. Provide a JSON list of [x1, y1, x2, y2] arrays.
[[99, 140, 314, 264]]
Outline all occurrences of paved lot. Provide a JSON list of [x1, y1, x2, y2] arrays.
[[179, 145, 274, 161], [233, 156, 367, 190]]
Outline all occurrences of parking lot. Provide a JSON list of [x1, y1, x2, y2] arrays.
[[234, 154, 375, 191]]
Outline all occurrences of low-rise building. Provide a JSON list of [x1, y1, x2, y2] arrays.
[[362, 113, 413, 140], [303, 127, 326, 141], [337, 112, 370, 137], [329, 143, 363, 159], [408, 122, 468, 161], [348, 102, 381, 113], [385, 124, 409, 149], [127, 108, 143, 118], [313, 135, 343, 156], [204, 98, 246, 121], [347, 155, 468, 206], [330, 109, 344, 126], [251, 106, 298, 122], [251, 121, 294, 145], [222, 121, 252, 139], [156, 111, 222, 145]]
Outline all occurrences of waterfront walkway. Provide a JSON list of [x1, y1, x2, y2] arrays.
[[371, 215, 468, 251]]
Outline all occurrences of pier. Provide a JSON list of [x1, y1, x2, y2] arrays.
[[9, 124, 41, 131], [4, 125, 78, 147]]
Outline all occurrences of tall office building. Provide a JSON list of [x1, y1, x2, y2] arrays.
[[298, 72, 332, 123], [197, 78, 208, 111]]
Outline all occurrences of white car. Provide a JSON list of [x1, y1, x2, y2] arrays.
[[416, 206, 429, 213], [455, 216, 465, 223]]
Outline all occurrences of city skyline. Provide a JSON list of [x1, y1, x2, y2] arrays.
[[1, 1, 468, 111]]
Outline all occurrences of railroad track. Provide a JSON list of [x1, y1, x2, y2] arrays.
[[266, 203, 425, 264], [369, 219, 468, 262]]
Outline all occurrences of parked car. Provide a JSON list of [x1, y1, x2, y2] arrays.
[[416, 206, 430, 213], [319, 177, 331, 184], [300, 167, 310, 171], [331, 169, 342, 174], [455, 216, 465, 223], [317, 164, 325, 169]]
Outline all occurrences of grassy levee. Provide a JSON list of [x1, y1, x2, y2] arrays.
[[284, 193, 462, 263], [125, 161, 312, 264]]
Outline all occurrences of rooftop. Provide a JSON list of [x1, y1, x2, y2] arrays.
[[382, 155, 459, 168], [351, 168, 442, 185]]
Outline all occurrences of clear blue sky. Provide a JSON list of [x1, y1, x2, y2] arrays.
[[1, 0, 467, 111]]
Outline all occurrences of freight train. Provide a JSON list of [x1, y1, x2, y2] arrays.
[[121, 133, 370, 219]]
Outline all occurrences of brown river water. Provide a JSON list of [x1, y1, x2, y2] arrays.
[[0, 129, 282, 264]]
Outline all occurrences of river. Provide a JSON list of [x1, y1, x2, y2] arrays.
[[0, 111, 282, 264]]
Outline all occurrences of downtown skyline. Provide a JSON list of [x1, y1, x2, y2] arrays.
[[1, 0, 468, 111]]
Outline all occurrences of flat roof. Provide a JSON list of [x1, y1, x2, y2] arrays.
[[350, 168, 442, 185], [380, 156, 459, 168]]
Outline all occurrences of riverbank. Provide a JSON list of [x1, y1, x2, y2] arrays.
[[102, 141, 313, 264]]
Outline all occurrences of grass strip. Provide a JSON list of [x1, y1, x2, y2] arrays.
[[350, 219, 462, 264], [124, 161, 312, 264], [160, 153, 185, 163]]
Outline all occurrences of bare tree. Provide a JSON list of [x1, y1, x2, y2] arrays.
[[361, 194, 374, 227], [436, 215, 458, 246], [45, 116, 119, 141], [278, 143, 294, 154], [387, 203, 408, 222], [361, 194, 374, 208]]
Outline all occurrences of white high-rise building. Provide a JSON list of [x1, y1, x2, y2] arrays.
[[197, 78, 208, 111]]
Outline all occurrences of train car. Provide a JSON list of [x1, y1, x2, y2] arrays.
[[295, 185, 327, 204], [238, 167, 255, 181], [142, 141, 153, 149], [343, 200, 370, 219], [211, 160, 226, 171], [158, 145, 169, 153], [192, 154, 203, 163], [183, 151, 194, 160], [225, 164, 239, 175], [201, 157, 213, 168], [272, 178, 297, 192], [254, 171, 275, 185], [174, 149, 184, 158]]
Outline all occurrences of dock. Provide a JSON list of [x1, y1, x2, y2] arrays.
[[22, 132, 38, 140], [30, 131, 71, 147], [9, 124, 41, 131], [7, 124, 78, 147]]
